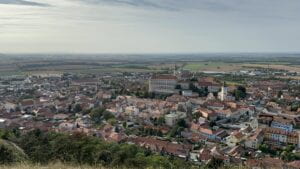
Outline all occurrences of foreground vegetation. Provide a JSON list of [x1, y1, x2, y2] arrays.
[[0, 163, 248, 169], [0, 163, 109, 169], [0, 129, 193, 169]]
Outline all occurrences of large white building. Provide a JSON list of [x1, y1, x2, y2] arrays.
[[149, 75, 178, 94]]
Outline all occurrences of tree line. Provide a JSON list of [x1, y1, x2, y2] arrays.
[[0, 129, 192, 169]]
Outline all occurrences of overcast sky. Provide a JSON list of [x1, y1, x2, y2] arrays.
[[0, 0, 299, 54]]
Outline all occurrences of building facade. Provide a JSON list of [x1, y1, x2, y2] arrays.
[[149, 75, 178, 94]]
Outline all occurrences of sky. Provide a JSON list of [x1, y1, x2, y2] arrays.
[[0, 0, 299, 54]]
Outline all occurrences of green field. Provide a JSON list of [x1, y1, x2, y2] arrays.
[[183, 62, 242, 72]]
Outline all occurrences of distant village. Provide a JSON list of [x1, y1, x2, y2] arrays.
[[0, 67, 300, 169]]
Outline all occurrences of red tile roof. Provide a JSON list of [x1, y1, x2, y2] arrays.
[[151, 75, 177, 80]]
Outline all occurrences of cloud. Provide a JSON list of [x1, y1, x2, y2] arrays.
[[81, 0, 177, 11], [78, 0, 236, 12], [0, 0, 50, 7]]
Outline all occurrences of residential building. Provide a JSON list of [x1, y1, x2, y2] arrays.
[[263, 127, 299, 147], [271, 116, 294, 132], [226, 131, 246, 147], [244, 129, 264, 149]]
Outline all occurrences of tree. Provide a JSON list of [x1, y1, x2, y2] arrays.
[[0, 145, 14, 164], [175, 85, 182, 90], [90, 108, 106, 124], [157, 117, 165, 126], [108, 118, 117, 126], [103, 111, 115, 121], [234, 86, 247, 100], [74, 104, 82, 113], [277, 90, 283, 98], [12, 128, 192, 168], [291, 102, 300, 111], [177, 119, 187, 128], [206, 157, 223, 169]]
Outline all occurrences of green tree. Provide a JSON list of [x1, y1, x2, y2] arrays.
[[157, 117, 165, 126], [90, 107, 106, 124], [277, 90, 283, 98], [74, 104, 82, 113], [0, 145, 14, 164], [177, 119, 187, 128], [234, 86, 247, 100]]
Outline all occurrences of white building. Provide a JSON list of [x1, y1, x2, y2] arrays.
[[165, 111, 187, 126], [218, 86, 228, 101], [149, 75, 178, 94]]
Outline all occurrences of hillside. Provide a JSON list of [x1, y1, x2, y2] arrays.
[[0, 139, 27, 164], [0, 163, 108, 169]]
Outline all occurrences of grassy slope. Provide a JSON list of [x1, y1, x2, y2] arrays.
[[0, 139, 27, 163]]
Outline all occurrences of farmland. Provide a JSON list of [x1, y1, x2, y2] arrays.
[[183, 62, 242, 72], [0, 54, 299, 76]]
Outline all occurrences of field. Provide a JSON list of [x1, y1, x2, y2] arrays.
[[0, 54, 299, 76], [183, 62, 242, 72], [243, 64, 300, 72], [183, 61, 300, 74]]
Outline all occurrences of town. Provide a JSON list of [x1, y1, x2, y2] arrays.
[[0, 63, 300, 169]]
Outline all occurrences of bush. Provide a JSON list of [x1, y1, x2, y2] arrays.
[[15, 129, 191, 169]]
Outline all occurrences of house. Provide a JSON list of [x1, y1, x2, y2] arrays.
[[166, 94, 188, 103], [124, 106, 139, 116], [198, 108, 217, 121], [258, 113, 273, 127], [244, 129, 264, 149], [206, 101, 225, 110], [196, 78, 221, 93], [287, 160, 300, 169], [178, 80, 190, 90], [53, 113, 69, 121], [3, 101, 18, 112], [20, 99, 35, 112], [199, 148, 213, 164], [226, 145, 246, 158], [71, 78, 99, 87], [210, 146, 230, 163], [35, 108, 54, 120], [263, 127, 299, 147], [226, 131, 246, 147], [128, 136, 191, 158], [199, 127, 228, 141], [245, 157, 284, 169], [271, 116, 294, 132], [215, 109, 233, 119]]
